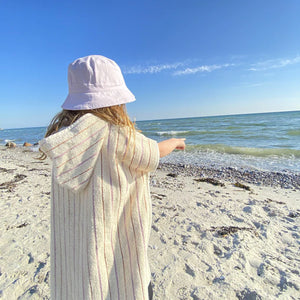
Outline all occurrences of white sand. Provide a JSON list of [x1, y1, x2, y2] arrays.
[[0, 146, 299, 299]]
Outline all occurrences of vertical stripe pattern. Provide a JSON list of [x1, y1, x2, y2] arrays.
[[43, 114, 160, 300]]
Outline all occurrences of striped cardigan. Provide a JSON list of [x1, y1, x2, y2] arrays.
[[40, 113, 160, 300]]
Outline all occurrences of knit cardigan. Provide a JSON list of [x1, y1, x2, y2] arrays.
[[40, 113, 160, 300]]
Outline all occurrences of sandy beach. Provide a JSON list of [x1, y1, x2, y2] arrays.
[[0, 146, 299, 299]]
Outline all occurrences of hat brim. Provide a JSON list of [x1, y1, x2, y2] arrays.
[[61, 86, 136, 110]]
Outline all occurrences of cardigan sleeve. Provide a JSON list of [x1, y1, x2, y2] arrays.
[[121, 130, 160, 173]]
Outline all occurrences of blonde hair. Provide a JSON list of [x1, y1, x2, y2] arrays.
[[39, 104, 136, 159]]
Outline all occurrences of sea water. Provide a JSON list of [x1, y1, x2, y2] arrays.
[[138, 111, 300, 173], [1, 111, 299, 173]]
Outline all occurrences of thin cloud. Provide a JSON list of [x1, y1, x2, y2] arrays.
[[249, 55, 300, 71], [242, 82, 269, 88], [123, 62, 185, 74], [124, 54, 300, 76], [173, 63, 233, 76]]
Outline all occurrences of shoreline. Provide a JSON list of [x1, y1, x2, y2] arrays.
[[158, 162, 300, 190], [0, 146, 299, 299], [1, 145, 300, 189]]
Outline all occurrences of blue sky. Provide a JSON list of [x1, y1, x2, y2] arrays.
[[0, 0, 299, 128]]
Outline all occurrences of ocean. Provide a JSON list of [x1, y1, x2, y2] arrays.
[[1, 111, 299, 173]]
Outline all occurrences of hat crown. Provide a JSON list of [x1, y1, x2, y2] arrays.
[[68, 55, 125, 93], [61, 54, 135, 110]]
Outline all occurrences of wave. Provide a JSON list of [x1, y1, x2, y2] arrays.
[[156, 130, 194, 136], [155, 130, 243, 137], [287, 129, 300, 136], [224, 126, 242, 130], [186, 144, 300, 158]]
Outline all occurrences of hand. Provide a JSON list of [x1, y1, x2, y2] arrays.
[[175, 138, 186, 150], [158, 138, 186, 157]]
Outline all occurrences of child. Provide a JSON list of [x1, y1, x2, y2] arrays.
[[39, 55, 185, 300]]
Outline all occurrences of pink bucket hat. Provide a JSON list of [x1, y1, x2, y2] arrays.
[[61, 55, 135, 110]]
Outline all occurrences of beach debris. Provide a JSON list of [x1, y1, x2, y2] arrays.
[[15, 174, 27, 181], [23, 142, 33, 147], [0, 174, 27, 191], [265, 198, 285, 205], [16, 222, 29, 228], [166, 173, 178, 178], [210, 226, 256, 237], [234, 182, 251, 191], [194, 178, 225, 187], [6, 222, 29, 230], [151, 193, 167, 200], [5, 141, 16, 148], [159, 162, 300, 189], [0, 182, 16, 192], [0, 167, 15, 173]]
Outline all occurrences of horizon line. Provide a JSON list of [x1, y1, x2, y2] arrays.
[[2, 109, 299, 130], [135, 109, 300, 122]]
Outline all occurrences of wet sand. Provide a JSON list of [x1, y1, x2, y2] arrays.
[[0, 146, 299, 299]]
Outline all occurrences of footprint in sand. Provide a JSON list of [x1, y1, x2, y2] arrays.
[[184, 263, 195, 278]]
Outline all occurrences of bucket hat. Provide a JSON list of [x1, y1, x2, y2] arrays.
[[61, 55, 135, 110]]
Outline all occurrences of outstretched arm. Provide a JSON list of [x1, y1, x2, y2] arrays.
[[158, 138, 186, 158]]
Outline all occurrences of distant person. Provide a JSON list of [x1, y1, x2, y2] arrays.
[[39, 55, 185, 300]]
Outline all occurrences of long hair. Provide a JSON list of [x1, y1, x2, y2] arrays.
[[39, 104, 136, 159]]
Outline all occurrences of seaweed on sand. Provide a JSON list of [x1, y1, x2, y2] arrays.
[[194, 178, 225, 187], [234, 182, 251, 191], [0, 174, 27, 192], [210, 226, 257, 237]]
